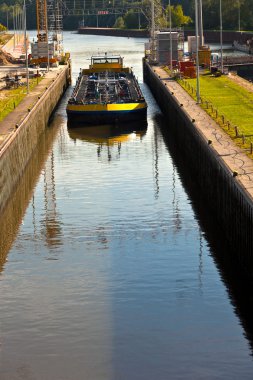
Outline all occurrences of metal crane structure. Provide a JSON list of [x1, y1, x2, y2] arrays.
[[47, 0, 63, 43], [31, 0, 64, 66], [36, 0, 48, 42]]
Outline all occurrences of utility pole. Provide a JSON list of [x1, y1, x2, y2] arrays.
[[23, 0, 29, 94], [13, 6, 16, 49], [195, 0, 200, 103], [199, 0, 204, 47], [219, 0, 223, 73], [238, 0, 241, 32], [169, 0, 172, 71], [150, 0, 155, 62], [82, 0, 85, 27]]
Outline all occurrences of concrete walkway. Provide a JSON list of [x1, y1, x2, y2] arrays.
[[227, 72, 253, 93], [153, 66, 253, 198], [0, 67, 65, 148]]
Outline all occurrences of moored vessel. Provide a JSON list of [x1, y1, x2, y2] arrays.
[[233, 40, 253, 55], [66, 53, 147, 125]]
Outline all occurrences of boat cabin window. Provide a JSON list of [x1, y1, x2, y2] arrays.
[[91, 56, 122, 65]]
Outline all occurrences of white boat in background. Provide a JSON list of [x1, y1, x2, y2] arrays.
[[233, 40, 253, 55]]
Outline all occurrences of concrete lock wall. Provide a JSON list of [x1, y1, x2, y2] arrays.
[[0, 65, 70, 214], [143, 60, 253, 262]]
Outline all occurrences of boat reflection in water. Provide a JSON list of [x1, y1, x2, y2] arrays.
[[67, 121, 147, 161]]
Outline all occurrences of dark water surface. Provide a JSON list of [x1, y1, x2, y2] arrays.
[[1, 33, 253, 379]]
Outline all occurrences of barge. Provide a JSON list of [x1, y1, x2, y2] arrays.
[[66, 53, 147, 125]]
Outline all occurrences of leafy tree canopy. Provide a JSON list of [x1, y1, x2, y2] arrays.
[[113, 16, 125, 28], [166, 4, 192, 27], [0, 22, 7, 31], [0, 0, 252, 30]]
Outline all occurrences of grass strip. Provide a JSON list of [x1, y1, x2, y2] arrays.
[[0, 77, 43, 122], [177, 72, 253, 154]]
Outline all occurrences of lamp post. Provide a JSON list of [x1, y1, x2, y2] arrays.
[[199, 0, 204, 47], [151, 0, 155, 62], [238, 0, 241, 32], [82, 0, 85, 27], [16, 7, 19, 43], [219, 0, 223, 73], [13, 6, 16, 49], [23, 0, 29, 94], [16, 10, 19, 42], [169, 0, 172, 72], [195, 0, 200, 103]]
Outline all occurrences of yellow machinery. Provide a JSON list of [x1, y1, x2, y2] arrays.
[[198, 48, 211, 67]]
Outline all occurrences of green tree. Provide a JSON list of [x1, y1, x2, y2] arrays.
[[124, 10, 139, 29], [0, 22, 7, 31], [240, 0, 253, 30], [166, 4, 192, 27], [113, 16, 125, 29], [142, 0, 167, 29], [0, 0, 36, 29], [0, 0, 252, 31]]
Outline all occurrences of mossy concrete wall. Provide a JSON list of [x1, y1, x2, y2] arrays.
[[143, 60, 253, 262], [0, 64, 71, 213]]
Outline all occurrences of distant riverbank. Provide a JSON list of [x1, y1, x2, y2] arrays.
[[78, 27, 148, 38], [78, 27, 253, 44]]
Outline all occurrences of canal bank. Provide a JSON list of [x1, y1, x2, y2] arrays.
[[143, 60, 253, 263], [2, 33, 253, 380], [78, 27, 148, 38], [77, 28, 253, 45], [0, 62, 71, 213], [157, 109, 253, 352], [0, 113, 63, 269]]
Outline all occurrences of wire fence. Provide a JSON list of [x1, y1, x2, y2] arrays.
[[179, 78, 253, 155], [0, 66, 66, 152]]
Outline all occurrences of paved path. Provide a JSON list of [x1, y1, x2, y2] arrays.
[[153, 66, 253, 198], [0, 67, 65, 149]]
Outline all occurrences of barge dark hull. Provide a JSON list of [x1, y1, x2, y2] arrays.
[[67, 107, 147, 126]]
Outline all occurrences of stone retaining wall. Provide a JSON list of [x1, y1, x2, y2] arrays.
[[143, 60, 253, 262], [0, 64, 71, 213]]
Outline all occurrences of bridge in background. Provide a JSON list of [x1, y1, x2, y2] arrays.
[[62, 0, 148, 18]]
